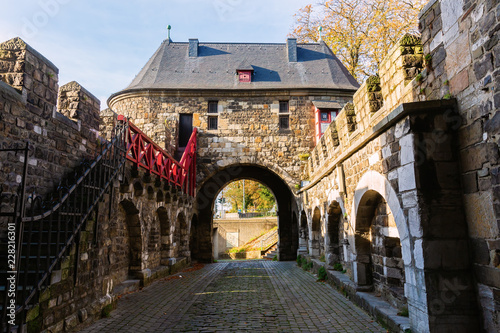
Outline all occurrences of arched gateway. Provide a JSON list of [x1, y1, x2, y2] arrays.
[[192, 164, 297, 261]]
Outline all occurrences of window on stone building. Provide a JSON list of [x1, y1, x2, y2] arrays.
[[279, 101, 289, 113], [208, 116, 218, 130], [208, 101, 218, 113], [208, 101, 218, 130], [279, 115, 289, 130]]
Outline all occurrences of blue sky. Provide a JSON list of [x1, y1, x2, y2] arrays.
[[0, 0, 311, 109]]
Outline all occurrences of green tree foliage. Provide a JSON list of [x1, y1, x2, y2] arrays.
[[222, 180, 276, 213]]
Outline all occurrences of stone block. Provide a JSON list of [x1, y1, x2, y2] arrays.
[[441, 0, 464, 33], [462, 172, 478, 194], [450, 68, 469, 96], [460, 144, 488, 172], [446, 33, 471, 78], [459, 119, 483, 148], [423, 239, 471, 270], [399, 134, 414, 165], [474, 52, 494, 80], [470, 238, 491, 265], [398, 163, 416, 192], [64, 314, 78, 330], [474, 264, 500, 289]]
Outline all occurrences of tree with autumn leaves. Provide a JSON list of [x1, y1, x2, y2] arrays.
[[290, 0, 426, 81], [222, 180, 276, 214]]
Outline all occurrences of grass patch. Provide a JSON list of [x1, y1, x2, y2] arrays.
[[332, 263, 343, 271], [317, 266, 327, 281], [397, 306, 409, 317], [101, 304, 114, 318]]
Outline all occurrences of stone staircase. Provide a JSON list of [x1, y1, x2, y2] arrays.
[[263, 245, 278, 260]]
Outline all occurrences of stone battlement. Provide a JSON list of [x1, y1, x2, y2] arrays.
[[0, 37, 101, 201], [305, 34, 426, 181]]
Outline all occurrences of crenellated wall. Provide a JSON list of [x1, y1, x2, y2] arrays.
[[0, 38, 101, 211], [298, 0, 500, 330]]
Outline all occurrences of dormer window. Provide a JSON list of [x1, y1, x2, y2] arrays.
[[238, 70, 252, 83], [236, 60, 253, 83]]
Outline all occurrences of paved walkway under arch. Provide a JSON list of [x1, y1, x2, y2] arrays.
[[79, 261, 385, 332]]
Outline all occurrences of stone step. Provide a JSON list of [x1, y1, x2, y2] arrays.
[[112, 279, 141, 296]]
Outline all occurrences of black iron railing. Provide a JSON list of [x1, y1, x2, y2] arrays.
[[1, 121, 127, 332]]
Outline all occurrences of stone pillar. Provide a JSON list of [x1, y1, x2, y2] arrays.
[[58, 81, 100, 141], [99, 108, 118, 141], [0, 37, 59, 119]]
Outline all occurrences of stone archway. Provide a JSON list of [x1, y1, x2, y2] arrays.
[[326, 201, 342, 267], [351, 171, 414, 318], [351, 171, 411, 268], [120, 199, 144, 274], [311, 207, 321, 257], [177, 212, 189, 257], [193, 164, 297, 262], [157, 207, 170, 265], [299, 210, 308, 254]]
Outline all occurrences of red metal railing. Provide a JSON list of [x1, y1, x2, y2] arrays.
[[118, 115, 197, 196]]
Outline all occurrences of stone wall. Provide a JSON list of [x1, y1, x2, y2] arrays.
[[24, 165, 194, 332], [0, 38, 101, 237], [298, 5, 488, 329], [417, 0, 500, 331], [213, 218, 277, 257], [109, 91, 353, 189]]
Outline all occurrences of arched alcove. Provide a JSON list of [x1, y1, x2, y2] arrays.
[[177, 212, 189, 257], [120, 199, 143, 273], [355, 190, 405, 309], [157, 207, 170, 265], [327, 201, 342, 266], [311, 207, 321, 257]]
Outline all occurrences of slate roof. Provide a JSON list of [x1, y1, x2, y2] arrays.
[[312, 100, 342, 109], [120, 39, 360, 92]]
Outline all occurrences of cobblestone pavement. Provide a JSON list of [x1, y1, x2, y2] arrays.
[[80, 261, 385, 332]]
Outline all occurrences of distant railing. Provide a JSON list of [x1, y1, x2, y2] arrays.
[[118, 115, 197, 196], [238, 212, 276, 219]]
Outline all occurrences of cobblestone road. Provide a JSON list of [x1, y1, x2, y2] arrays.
[[80, 261, 385, 332]]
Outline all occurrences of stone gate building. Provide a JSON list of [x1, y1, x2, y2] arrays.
[[108, 37, 359, 262], [1, 0, 500, 332]]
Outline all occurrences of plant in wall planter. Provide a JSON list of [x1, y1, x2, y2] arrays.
[[298, 153, 310, 161], [424, 53, 432, 70], [415, 73, 423, 84]]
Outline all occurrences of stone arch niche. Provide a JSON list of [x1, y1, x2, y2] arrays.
[[351, 171, 419, 325], [310, 207, 321, 257], [157, 207, 170, 265], [193, 164, 297, 262], [326, 201, 342, 267], [120, 199, 144, 276], [177, 212, 190, 257], [298, 210, 308, 254], [354, 190, 406, 308]]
